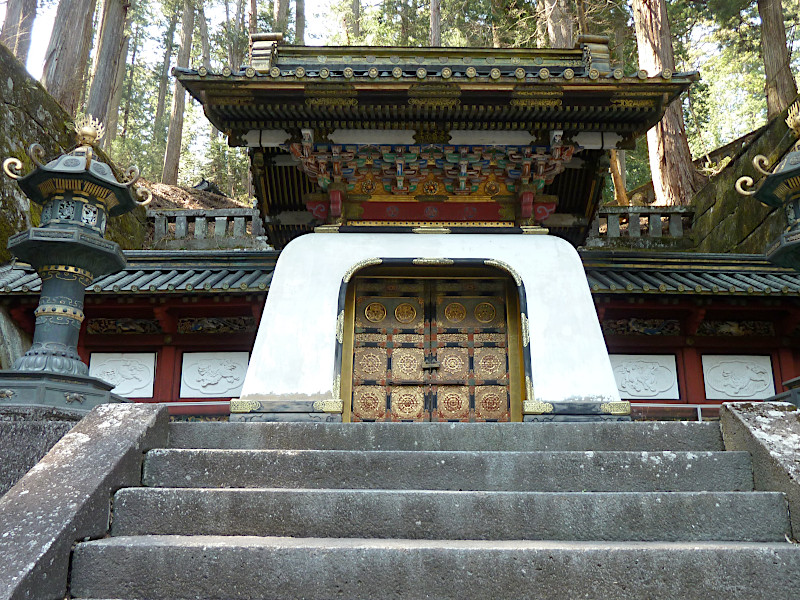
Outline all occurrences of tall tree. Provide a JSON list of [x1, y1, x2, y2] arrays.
[[120, 22, 141, 140], [430, 0, 441, 46], [274, 0, 288, 32], [351, 0, 360, 40], [757, 0, 798, 119], [161, 0, 195, 185], [632, 0, 704, 205], [86, 0, 129, 128], [545, 0, 573, 48], [154, 13, 178, 136], [296, 0, 306, 43], [106, 34, 129, 146], [41, 0, 99, 116], [0, 0, 37, 64]]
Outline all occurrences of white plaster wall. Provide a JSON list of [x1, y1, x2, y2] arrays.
[[241, 233, 620, 405]]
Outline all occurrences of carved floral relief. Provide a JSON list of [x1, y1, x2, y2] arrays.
[[180, 352, 250, 398], [609, 355, 679, 400], [88, 353, 157, 398], [702, 355, 775, 400]]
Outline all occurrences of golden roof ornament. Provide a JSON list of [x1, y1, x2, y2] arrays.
[[74, 115, 106, 146]]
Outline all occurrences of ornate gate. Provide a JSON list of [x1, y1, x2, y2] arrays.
[[349, 276, 512, 422]]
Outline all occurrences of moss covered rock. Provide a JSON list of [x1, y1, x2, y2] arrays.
[[691, 102, 796, 254]]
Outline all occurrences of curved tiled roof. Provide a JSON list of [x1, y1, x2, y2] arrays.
[[0, 251, 278, 295], [2, 249, 799, 297]]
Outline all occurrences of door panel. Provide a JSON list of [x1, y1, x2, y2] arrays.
[[350, 276, 511, 422]]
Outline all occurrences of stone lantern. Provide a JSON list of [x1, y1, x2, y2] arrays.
[[736, 108, 800, 269], [0, 117, 151, 414]]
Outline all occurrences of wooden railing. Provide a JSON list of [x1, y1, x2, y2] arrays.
[[147, 209, 266, 249], [585, 206, 694, 247]]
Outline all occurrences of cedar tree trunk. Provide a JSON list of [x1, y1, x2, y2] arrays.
[[161, 0, 195, 185], [41, 0, 99, 116], [0, 0, 37, 64], [86, 0, 128, 128], [757, 0, 798, 119], [631, 0, 704, 206]]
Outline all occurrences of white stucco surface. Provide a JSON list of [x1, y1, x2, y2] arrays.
[[240, 233, 620, 405]]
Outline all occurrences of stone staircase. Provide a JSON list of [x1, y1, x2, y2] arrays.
[[69, 422, 800, 599]]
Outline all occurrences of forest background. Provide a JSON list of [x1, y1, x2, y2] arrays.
[[0, 0, 799, 206]]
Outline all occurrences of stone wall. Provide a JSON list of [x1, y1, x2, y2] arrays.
[[691, 102, 796, 254], [0, 420, 74, 497], [0, 44, 147, 264]]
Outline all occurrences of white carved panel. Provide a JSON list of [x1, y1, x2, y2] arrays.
[[89, 352, 156, 398], [702, 355, 775, 400], [609, 354, 679, 400], [180, 352, 249, 398]]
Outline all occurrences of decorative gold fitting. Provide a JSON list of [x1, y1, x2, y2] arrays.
[[315, 224, 342, 233], [523, 400, 554, 414], [735, 175, 757, 196], [229, 399, 261, 413], [336, 310, 345, 343], [785, 100, 800, 136], [343, 257, 382, 282], [34, 304, 85, 322], [2, 157, 23, 180], [74, 115, 105, 145], [600, 401, 631, 415], [313, 399, 343, 413], [752, 155, 772, 176], [412, 227, 451, 234], [28, 143, 45, 167], [39, 265, 92, 277], [521, 226, 550, 235], [484, 259, 523, 286], [521, 313, 530, 347]]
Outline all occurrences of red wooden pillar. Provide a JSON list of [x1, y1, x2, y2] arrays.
[[680, 347, 706, 403], [153, 346, 177, 403], [776, 348, 796, 392]]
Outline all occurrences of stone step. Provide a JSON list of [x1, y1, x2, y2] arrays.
[[168, 421, 724, 451], [111, 488, 790, 542], [70, 536, 800, 600], [143, 449, 754, 492]]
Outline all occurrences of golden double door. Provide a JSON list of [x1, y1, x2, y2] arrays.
[[347, 275, 517, 422]]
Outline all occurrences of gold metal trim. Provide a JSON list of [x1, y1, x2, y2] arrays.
[[601, 401, 631, 415], [313, 399, 344, 413], [39, 265, 92, 278], [341, 283, 357, 422], [229, 399, 260, 413], [336, 310, 345, 343], [314, 224, 341, 233], [412, 227, 451, 234], [484, 259, 522, 286], [506, 280, 524, 422], [521, 313, 530, 347], [332, 374, 342, 401], [412, 258, 455, 265], [343, 258, 383, 282], [523, 400, 554, 414], [34, 304, 85, 323], [521, 226, 550, 235]]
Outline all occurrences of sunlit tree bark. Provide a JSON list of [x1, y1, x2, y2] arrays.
[[161, 0, 194, 185], [757, 0, 798, 119], [0, 0, 37, 64], [632, 0, 704, 206], [41, 0, 99, 116]]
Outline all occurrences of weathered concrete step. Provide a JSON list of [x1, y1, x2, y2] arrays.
[[112, 488, 790, 542], [143, 449, 754, 492], [70, 536, 800, 600], [168, 421, 724, 451]]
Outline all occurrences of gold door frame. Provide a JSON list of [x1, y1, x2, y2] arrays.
[[339, 262, 529, 422]]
